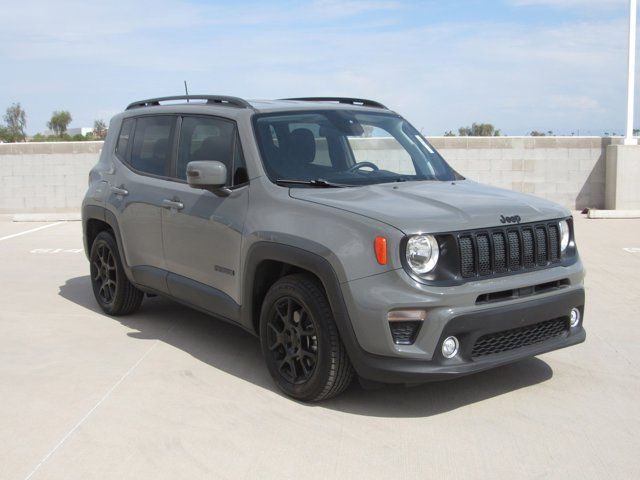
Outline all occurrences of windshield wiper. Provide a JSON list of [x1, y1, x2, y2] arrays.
[[276, 178, 353, 188]]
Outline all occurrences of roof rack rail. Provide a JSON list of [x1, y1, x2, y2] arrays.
[[125, 95, 253, 111], [281, 97, 388, 109]]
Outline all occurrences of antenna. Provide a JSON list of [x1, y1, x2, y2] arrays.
[[184, 81, 190, 103]]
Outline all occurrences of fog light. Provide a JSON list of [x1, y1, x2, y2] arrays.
[[442, 336, 459, 358], [570, 308, 580, 327]]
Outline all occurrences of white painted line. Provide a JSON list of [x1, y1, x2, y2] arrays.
[[0, 222, 65, 242], [23, 333, 169, 480], [623, 247, 640, 253], [13, 213, 81, 222], [30, 248, 83, 254]]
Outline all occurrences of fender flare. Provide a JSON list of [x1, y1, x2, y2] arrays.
[[82, 204, 136, 284], [240, 241, 363, 364]]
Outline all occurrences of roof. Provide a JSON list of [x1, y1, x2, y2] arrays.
[[124, 96, 390, 114]]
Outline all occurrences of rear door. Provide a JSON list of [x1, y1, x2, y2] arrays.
[[112, 115, 178, 292], [161, 115, 249, 312]]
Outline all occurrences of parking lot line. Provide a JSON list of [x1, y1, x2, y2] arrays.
[[23, 333, 169, 480], [0, 222, 66, 242]]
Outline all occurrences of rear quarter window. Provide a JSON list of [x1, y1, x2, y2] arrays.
[[115, 118, 134, 161]]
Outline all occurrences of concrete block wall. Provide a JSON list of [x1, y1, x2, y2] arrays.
[[430, 136, 610, 210], [0, 142, 102, 213], [0, 137, 610, 213]]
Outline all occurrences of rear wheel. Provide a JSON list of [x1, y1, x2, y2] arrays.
[[259, 274, 354, 401], [90, 231, 143, 316]]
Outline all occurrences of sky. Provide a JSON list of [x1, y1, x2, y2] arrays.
[[0, 0, 635, 136]]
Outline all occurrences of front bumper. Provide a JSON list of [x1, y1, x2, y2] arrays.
[[342, 286, 585, 384]]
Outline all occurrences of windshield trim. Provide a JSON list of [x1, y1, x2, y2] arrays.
[[251, 109, 462, 187]]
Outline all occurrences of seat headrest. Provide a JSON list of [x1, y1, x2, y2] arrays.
[[152, 138, 168, 159], [288, 129, 316, 165], [194, 136, 230, 162]]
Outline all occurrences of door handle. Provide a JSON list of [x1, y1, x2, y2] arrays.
[[110, 186, 129, 196], [162, 199, 184, 210]]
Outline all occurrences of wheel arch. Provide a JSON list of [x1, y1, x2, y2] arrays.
[[241, 242, 359, 354], [82, 205, 135, 283]]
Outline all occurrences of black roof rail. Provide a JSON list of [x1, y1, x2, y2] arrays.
[[125, 95, 254, 111], [280, 97, 388, 109]]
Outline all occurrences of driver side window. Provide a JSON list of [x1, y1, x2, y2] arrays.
[[176, 116, 236, 182]]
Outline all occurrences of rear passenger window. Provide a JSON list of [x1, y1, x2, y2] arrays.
[[115, 118, 134, 161], [177, 116, 235, 182], [129, 116, 175, 177]]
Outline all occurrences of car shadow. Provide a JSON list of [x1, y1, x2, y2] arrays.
[[59, 275, 554, 418]]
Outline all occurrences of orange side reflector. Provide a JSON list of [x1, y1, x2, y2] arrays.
[[374, 236, 388, 265]]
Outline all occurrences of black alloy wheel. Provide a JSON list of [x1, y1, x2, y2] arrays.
[[259, 274, 354, 401], [89, 231, 143, 316], [91, 242, 117, 305], [266, 296, 318, 384]]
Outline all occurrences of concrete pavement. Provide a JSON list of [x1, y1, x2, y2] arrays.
[[0, 214, 638, 479]]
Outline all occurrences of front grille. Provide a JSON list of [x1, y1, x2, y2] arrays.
[[522, 228, 535, 268], [508, 231, 521, 270], [492, 232, 507, 273], [477, 234, 491, 275], [458, 221, 562, 279], [471, 317, 569, 358], [459, 237, 474, 277], [548, 224, 559, 261]]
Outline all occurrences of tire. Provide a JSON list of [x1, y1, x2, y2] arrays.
[[259, 273, 354, 401], [89, 231, 143, 316]]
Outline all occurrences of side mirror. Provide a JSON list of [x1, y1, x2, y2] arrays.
[[186, 161, 230, 196]]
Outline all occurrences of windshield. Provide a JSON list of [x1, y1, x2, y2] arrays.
[[253, 110, 459, 186]]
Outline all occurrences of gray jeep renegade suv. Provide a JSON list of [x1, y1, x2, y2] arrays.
[[82, 95, 585, 401]]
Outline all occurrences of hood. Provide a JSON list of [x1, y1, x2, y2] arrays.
[[289, 180, 569, 234]]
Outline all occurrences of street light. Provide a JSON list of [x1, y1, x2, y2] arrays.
[[625, 0, 638, 145]]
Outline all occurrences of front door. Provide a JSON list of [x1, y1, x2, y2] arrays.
[[161, 115, 249, 314]]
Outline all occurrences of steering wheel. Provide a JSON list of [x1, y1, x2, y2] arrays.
[[348, 161, 379, 173]]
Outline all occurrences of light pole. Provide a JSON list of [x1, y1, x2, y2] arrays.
[[624, 0, 638, 145]]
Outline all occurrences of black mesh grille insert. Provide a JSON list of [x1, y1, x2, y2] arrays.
[[389, 321, 421, 345], [493, 232, 507, 273], [471, 317, 569, 358], [454, 221, 564, 280], [508, 231, 521, 270], [477, 234, 491, 275], [522, 228, 535, 268], [459, 236, 475, 277], [536, 227, 547, 266], [548, 225, 559, 261]]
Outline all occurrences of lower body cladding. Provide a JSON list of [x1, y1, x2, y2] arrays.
[[339, 264, 586, 384]]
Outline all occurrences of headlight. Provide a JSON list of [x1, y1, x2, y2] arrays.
[[559, 220, 570, 252], [406, 235, 439, 274]]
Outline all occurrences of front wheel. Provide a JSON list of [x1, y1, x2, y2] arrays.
[[90, 231, 143, 316], [259, 274, 354, 401]]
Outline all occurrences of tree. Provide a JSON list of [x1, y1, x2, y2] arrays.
[[530, 130, 546, 136], [0, 126, 11, 142], [3, 103, 27, 142], [444, 130, 456, 136], [93, 119, 107, 140], [458, 123, 501, 136], [47, 110, 72, 137]]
